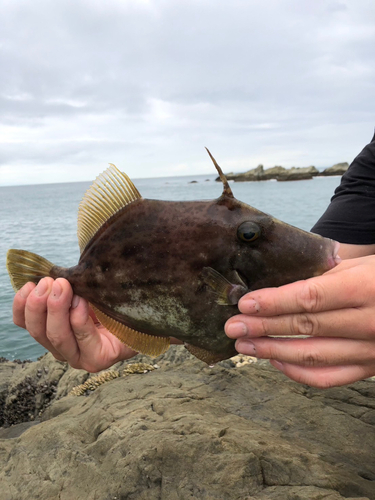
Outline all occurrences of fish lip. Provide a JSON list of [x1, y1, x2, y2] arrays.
[[328, 240, 341, 268]]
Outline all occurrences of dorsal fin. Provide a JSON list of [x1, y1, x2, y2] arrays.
[[77, 164, 142, 253], [205, 148, 234, 198]]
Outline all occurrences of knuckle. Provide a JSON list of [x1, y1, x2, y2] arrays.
[[260, 318, 272, 336], [298, 281, 324, 313], [291, 313, 319, 336], [45, 328, 63, 349], [70, 313, 85, 331], [297, 348, 326, 367], [26, 294, 45, 314], [46, 296, 61, 313], [70, 315, 90, 339]]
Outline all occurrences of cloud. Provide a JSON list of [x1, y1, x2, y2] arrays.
[[0, 0, 375, 185]]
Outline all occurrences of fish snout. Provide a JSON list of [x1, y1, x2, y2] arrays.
[[326, 240, 341, 270]]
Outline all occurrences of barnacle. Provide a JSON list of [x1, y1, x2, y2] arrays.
[[230, 354, 257, 368], [69, 363, 158, 396]]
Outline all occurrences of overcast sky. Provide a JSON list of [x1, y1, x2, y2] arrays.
[[0, 0, 374, 186]]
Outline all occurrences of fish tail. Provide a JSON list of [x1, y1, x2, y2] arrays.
[[6, 249, 55, 292]]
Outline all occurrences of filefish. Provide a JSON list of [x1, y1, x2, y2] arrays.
[[7, 150, 341, 364]]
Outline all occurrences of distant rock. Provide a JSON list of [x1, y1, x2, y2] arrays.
[[277, 167, 317, 182], [319, 162, 349, 176], [1, 351, 375, 499], [188, 180, 198, 184], [216, 165, 319, 182], [262, 166, 287, 180], [232, 164, 265, 182]]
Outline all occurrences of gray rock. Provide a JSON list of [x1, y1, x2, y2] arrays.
[[320, 162, 350, 176], [230, 164, 266, 182], [0, 350, 375, 499], [276, 167, 315, 181], [262, 165, 287, 179], [216, 165, 319, 182]]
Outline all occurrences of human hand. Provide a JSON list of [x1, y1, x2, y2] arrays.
[[225, 255, 375, 388], [13, 277, 138, 372]]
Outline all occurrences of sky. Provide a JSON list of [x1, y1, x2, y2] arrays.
[[0, 0, 375, 186]]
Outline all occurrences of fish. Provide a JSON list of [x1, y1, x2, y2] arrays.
[[6, 150, 341, 365]]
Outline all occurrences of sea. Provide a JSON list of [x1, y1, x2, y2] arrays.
[[0, 172, 341, 361]]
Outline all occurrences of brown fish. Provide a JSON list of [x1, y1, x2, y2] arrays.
[[7, 150, 340, 364]]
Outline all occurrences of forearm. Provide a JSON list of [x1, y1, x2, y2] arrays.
[[338, 243, 375, 260]]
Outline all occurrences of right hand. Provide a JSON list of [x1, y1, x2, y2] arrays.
[[13, 277, 138, 372]]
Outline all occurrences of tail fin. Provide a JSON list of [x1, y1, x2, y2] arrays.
[[6, 249, 55, 292]]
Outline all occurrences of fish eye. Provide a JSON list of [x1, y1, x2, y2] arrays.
[[237, 221, 261, 243]]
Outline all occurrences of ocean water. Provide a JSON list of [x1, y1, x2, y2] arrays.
[[0, 173, 341, 361]]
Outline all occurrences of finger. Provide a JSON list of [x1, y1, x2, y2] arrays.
[[23, 278, 66, 360], [13, 282, 36, 328], [69, 297, 136, 372], [269, 360, 375, 388], [226, 307, 374, 340], [238, 263, 370, 317], [236, 337, 375, 366], [45, 278, 78, 364]]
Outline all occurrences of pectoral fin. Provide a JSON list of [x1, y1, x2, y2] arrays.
[[92, 306, 170, 357], [201, 267, 248, 305]]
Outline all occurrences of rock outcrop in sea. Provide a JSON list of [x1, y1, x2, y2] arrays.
[[1, 349, 375, 499], [216, 162, 349, 182]]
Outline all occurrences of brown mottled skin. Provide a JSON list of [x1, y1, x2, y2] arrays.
[[50, 193, 337, 362]]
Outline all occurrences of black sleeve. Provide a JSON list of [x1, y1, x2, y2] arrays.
[[311, 130, 375, 244]]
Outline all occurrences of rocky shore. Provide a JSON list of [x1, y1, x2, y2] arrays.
[[1, 348, 375, 499], [216, 162, 349, 182]]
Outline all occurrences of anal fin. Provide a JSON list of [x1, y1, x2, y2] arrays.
[[92, 306, 170, 357], [185, 343, 227, 365]]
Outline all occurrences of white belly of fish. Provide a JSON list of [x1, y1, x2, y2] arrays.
[[113, 293, 193, 333]]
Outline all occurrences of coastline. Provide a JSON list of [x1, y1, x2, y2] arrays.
[[216, 162, 349, 183]]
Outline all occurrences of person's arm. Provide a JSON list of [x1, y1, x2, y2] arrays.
[[336, 243, 375, 259]]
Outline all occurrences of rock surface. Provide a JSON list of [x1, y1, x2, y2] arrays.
[[319, 162, 350, 176], [276, 167, 315, 181], [217, 162, 348, 182], [1, 349, 375, 500]]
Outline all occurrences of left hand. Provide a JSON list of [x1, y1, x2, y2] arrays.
[[225, 255, 375, 388], [13, 277, 138, 372]]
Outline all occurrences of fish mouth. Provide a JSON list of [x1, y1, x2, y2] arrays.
[[327, 240, 341, 269]]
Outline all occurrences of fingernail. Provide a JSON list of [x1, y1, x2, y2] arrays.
[[20, 284, 30, 299], [52, 280, 62, 299], [71, 295, 80, 308], [34, 279, 47, 296], [239, 298, 259, 314], [226, 321, 248, 338], [236, 340, 256, 356]]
